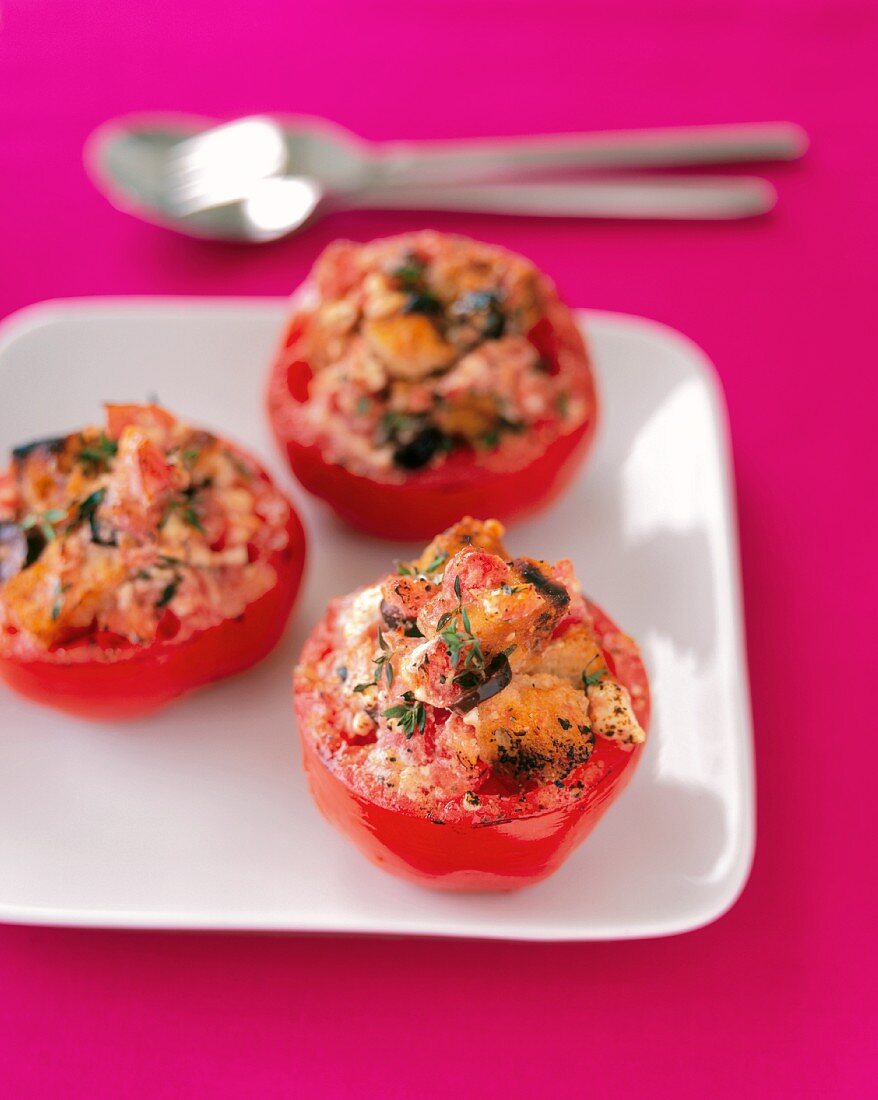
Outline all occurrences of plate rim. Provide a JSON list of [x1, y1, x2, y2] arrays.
[[0, 297, 755, 940]]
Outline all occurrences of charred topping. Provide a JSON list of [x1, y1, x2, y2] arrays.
[[511, 559, 570, 609], [12, 435, 66, 464], [492, 723, 595, 784]]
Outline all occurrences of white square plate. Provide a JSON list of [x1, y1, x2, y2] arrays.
[[0, 299, 754, 939]]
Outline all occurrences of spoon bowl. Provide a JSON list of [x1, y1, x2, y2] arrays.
[[85, 114, 360, 240]]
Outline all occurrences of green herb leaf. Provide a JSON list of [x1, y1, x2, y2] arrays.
[[78, 432, 118, 469], [424, 550, 448, 574], [50, 581, 71, 621], [581, 656, 606, 691], [76, 488, 108, 542], [383, 694, 427, 739], [76, 489, 105, 522], [183, 507, 204, 534], [391, 257, 426, 287], [479, 430, 500, 451], [378, 411, 425, 445], [156, 578, 179, 608]]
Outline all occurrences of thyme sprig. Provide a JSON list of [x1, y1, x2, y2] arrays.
[[423, 550, 448, 574], [50, 580, 72, 621], [436, 573, 485, 683], [160, 498, 205, 533], [21, 508, 68, 543], [581, 655, 606, 691], [396, 549, 448, 579], [156, 577, 180, 608], [353, 626, 394, 692], [384, 691, 427, 739], [77, 432, 118, 470]]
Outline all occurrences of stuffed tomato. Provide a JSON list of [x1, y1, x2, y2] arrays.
[[0, 403, 306, 720], [268, 231, 597, 539], [295, 517, 648, 891]]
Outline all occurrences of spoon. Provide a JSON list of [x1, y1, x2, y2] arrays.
[[85, 113, 805, 240]]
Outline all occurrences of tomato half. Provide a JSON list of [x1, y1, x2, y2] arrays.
[[0, 479, 307, 722], [267, 314, 598, 541], [295, 598, 649, 892]]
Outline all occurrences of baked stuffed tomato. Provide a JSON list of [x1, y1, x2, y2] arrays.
[[268, 231, 597, 539], [295, 517, 648, 891], [0, 403, 306, 720]]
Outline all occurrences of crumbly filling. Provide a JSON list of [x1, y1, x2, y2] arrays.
[[296, 518, 646, 813], [0, 404, 290, 652], [277, 232, 593, 479]]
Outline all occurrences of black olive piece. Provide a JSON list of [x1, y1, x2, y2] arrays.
[[451, 290, 506, 340], [24, 527, 48, 568], [512, 558, 570, 609], [393, 427, 447, 470], [11, 435, 66, 464], [380, 598, 414, 631], [451, 653, 513, 714], [183, 477, 213, 500], [402, 291, 443, 316], [0, 522, 28, 582]]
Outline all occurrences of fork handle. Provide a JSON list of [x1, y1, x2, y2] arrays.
[[374, 122, 806, 187], [347, 175, 777, 220]]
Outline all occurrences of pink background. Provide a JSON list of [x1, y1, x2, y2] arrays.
[[1, 0, 875, 1095]]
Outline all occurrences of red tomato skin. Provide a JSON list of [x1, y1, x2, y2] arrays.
[[295, 599, 649, 892], [0, 496, 307, 722], [266, 318, 598, 541], [300, 732, 642, 891]]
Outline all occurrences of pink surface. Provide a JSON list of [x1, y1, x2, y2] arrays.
[[0, 0, 875, 1095]]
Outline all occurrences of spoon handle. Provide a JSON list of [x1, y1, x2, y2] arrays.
[[347, 175, 777, 220], [374, 122, 806, 187]]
